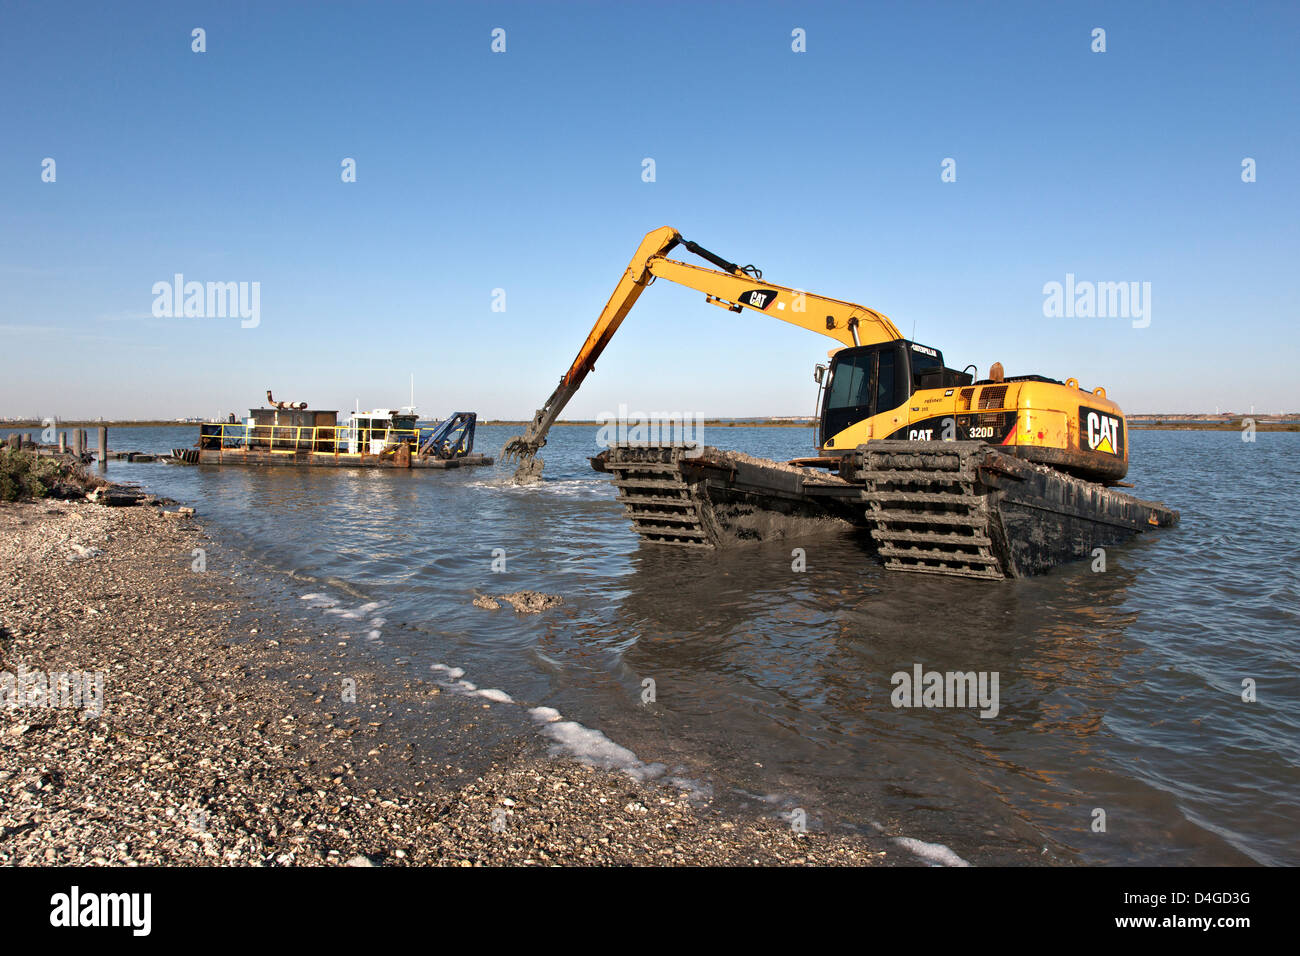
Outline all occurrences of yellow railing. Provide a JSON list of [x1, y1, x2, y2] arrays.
[[199, 422, 424, 457]]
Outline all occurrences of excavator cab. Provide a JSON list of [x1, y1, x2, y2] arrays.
[[818, 341, 971, 450]]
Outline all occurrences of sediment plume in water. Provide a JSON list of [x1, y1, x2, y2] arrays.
[[510, 454, 545, 485]]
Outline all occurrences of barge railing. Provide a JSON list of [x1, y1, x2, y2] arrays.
[[198, 422, 425, 458]]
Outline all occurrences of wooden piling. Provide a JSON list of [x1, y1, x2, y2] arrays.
[[72, 430, 84, 457], [98, 427, 108, 469], [59, 432, 66, 453], [6, 433, 18, 452]]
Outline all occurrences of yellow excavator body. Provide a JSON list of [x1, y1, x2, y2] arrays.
[[821, 373, 1128, 482], [506, 227, 1130, 484]]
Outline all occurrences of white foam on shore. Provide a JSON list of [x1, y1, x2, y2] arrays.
[[522, 707, 669, 784], [300, 592, 387, 645], [893, 836, 970, 867], [537, 719, 667, 783], [323, 601, 384, 621], [670, 776, 713, 801], [428, 668, 696, 789]]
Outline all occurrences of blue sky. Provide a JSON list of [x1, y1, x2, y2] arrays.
[[2, 0, 1296, 419]]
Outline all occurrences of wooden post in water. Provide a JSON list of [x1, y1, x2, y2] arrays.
[[72, 429, 83, 458], [59, 432, 66, 453], [98, 427, 108, 470], [6, 433, 18, 452]]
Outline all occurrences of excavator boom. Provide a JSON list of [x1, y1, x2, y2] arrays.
[[503, 226, 902, 479]]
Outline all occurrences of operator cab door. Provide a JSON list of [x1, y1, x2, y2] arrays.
[[819, 343, 906, 447]]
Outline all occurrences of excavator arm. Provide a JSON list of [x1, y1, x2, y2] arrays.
[[503, 226, 903, 479]]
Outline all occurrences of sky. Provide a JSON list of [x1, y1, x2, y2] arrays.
[[1, 0, 1297, 420]]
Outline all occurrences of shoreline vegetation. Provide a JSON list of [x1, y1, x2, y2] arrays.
[[0, 448, 104, 502], [0, 454, 889, 866], [4, 417, 1298, 432]]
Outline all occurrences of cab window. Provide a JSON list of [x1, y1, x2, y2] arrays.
[[822, 348, 879, 443], [877, 349, 898, 412], [909, 350, 943, 389], [827, 351, 874, 411]]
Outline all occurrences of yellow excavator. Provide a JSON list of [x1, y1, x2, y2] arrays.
[[505, 227, 1175, 579], [505, 225, 1128, 482]]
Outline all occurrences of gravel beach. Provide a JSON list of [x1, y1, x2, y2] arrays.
[[0, 497, 887, 866]]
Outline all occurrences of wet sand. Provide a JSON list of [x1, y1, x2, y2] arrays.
[[0, 498, 887, 866]]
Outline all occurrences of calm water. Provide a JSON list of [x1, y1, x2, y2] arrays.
[[11, 424, 1298, 865]]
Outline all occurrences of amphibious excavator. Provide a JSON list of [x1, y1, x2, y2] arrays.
[[504, 227, 1177, 579]]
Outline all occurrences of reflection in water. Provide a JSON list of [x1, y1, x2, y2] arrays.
[[10, 424, 1293, 864]]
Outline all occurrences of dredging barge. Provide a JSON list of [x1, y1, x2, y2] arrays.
[[173, 400, 491, 469]]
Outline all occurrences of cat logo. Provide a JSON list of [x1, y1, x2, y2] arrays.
[[908, 428, 934, 441], [737, 289, 779, 311], [1083, 408, 1124, 455]]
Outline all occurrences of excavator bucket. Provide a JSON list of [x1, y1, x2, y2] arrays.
[[502, 379, 581, 482]]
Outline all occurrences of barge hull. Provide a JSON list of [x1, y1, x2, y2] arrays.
[[181, 448, 492, 469]]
